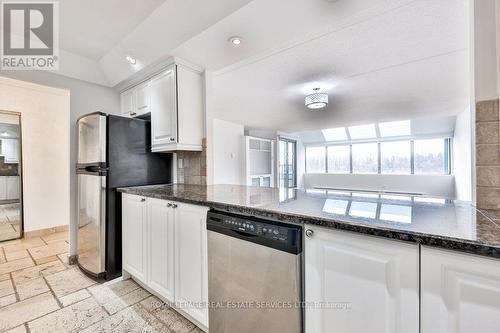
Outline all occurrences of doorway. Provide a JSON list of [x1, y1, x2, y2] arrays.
[[0, 112, 23, 242], [278, 137, 297, 188]]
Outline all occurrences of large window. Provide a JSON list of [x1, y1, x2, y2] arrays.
[[305, 146, 326, 173], [327, 145, 350, 173], [352, 143, 378, 174], [380, 141, 411, 174], [414, 139, 449, 175], [306, 138, 450, 175]]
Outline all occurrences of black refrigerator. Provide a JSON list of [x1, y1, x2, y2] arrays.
[[76, 112, 172, 280]]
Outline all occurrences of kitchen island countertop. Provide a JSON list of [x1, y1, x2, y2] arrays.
[[117, 184, 500, 259]]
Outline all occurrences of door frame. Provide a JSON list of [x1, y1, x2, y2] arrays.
[[0, 110, 24, 242], [277, 136, 297, 188]]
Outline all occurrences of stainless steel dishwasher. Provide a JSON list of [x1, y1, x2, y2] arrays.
[[207, 210, 303, 333]]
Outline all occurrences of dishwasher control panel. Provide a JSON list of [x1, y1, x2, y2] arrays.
[[207, 210, 302, 254]]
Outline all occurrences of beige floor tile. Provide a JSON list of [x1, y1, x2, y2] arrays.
[[101, 287, 151, 315], [88, 278, 140, 302], [58, 289, 91, 307], [40, 231, 68, 244], [56, 253, 70, 267], [2, 238, 45, 253], [33, 256, 58, 265], [27, 298, 108, 333], [81, 304, 169, 333], [0, 257, 34, 276], [0, 279, 14, 298], [4, 250, 29, 262], [27, 241, 68, 260], [45, 268, 96, 297], [0, 294, 17, 308], [0, 273, 10, 282], [0, 292, 59, 332], [0, 250, 5, 264], [3, 325, 27, 333], [140, 295, 196, 333], [11, 260, 66, 285], [16, 277, 49, 301]]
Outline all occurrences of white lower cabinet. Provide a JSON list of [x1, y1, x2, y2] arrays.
[[147, 197, 175, 302], [174, 202, 209, 326], [305, 225, 419, 333], [122, 194, 209, 330], [421, 246, 500, 333], [122, 194, 147, 283]]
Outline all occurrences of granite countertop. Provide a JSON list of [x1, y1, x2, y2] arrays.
[[117, 184, 500, 259]]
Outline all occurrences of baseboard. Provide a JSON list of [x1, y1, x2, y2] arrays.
[[24, 224, 69, 238]]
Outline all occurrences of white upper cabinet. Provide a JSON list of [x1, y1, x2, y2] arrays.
[[119, 59, 204, 152], [2, 139, 19, 164], [305, 225, 419, 333], [421, 246, 500, 333], [150, 66, 177, 149], [120, 89, 135, 116]]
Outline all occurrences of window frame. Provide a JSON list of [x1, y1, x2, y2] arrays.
[[305, 137, 451, 176]]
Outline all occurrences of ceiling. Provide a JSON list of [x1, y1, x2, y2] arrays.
[[205, 0, 471, 133], [59, 0, 166, 60]]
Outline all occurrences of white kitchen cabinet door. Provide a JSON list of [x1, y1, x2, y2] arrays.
[[6, 176, 19, 200], [150, 66, 177, 150], [120, 89, 135, 116], [2, 139, 19, 163], [0, 177, 7, 200], [421, 246, 500, 333], [305, 226, 419, 333], [122, 194, 147, 283], [174, 202, 209, 327], [147, 198, 175, 302], [135, 82, 150, 116]]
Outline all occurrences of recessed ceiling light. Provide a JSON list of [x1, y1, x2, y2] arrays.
[[228, 36, 243, 45], [125, 55, 136, 65], [305, 88, 328, 110]]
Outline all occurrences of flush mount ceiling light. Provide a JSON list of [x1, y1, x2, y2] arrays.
[[305, 88, 328, 110], [125, 55, 136, 65], [228, 36, 243, 45]]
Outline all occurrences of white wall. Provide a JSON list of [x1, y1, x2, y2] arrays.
[[0, 71, 119, 255], [453, 109, 473, 201], [303, 173, 455, 198], [0, 76, 70, 232], [212, 118, 245, 185]]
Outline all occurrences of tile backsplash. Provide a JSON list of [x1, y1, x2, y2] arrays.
[[476, 99, 500, 209], [176, 138, 207, 185]]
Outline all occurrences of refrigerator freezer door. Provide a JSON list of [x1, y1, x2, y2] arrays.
[[78, 113, 106, 164], [77, 173, 106, 276]]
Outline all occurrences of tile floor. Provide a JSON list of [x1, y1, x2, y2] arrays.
[[0, 233, 203, 333], [0, 203, 21, 242]]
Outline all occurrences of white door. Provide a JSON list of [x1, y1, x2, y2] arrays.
[[122, 194, 147, 283], [135, 82, 150, 116], [305, 226, 419, 333], [147, 198, 175, 302], [120, 89, 135, 116], [150, 66, 177, 148], [174, 201, 209, 327], [6, 176, 19, 200], [0, 177, 6, 200], [421, 246, 500, 333]]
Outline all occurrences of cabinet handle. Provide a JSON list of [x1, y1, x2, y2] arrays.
[[138, 105, 148, 110], [130, 112, 137, 116], [305, 229, 314, 238], [171, 203, 178, 209], [169, 137, 175, 142], [141, 198, 146, 202], [167, 203, 172, 207]]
